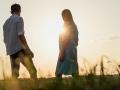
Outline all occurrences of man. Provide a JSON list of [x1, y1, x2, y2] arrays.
[[3, 4, 37, 79]]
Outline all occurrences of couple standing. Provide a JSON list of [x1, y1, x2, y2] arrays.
[[3, 4, 79, 79]]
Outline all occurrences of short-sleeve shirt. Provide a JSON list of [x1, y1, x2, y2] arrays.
[[3, 15, 24, 55]]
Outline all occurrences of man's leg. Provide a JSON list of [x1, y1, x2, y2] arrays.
[[10, 53, 20, 79], [19, 50, 37, 79]]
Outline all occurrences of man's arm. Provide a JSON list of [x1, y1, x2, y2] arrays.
[[18, 35, 34, 58], [16, 17, 34, 57]]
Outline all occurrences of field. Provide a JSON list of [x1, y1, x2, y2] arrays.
[[0, 75, 120, 90], [0, 55, 120, 90]]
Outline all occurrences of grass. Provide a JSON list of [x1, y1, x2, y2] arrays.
[[0, 75, 120, 90], [0, 55, 120, 90]]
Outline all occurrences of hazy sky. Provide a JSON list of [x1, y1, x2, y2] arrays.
[[0, 0, 120, 78]]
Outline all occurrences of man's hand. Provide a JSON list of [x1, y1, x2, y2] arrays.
[[25, 49, 34, 58], [29, 50, 34, 58], [18, 35, 34, 58]]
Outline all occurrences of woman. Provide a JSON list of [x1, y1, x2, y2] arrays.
[[55, 9, 79, 78]]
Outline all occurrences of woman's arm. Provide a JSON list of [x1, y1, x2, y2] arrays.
[[59, 35, 66, 62], [59, 35, 69, 62]]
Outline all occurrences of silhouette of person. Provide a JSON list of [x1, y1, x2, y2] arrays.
[[55, 9, 79, 78], [3, 4, 37, 79]]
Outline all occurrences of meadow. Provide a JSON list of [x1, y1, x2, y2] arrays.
[[0, 55, 120, 90], [0, 75, 120, 90]]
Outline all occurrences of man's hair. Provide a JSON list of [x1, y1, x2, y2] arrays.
[[11, 4, 21, 14]]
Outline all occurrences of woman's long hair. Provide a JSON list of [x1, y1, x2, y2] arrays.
[[62, 9, 74, 23], [61, 9, 78, 47]]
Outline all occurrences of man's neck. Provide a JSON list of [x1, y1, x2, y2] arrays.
[[12, 13, 20, 16]]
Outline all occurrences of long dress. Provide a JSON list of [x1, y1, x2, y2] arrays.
[[56, 23, 79, 75]]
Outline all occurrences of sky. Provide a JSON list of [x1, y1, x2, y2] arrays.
[[0, 0, 120, 78]]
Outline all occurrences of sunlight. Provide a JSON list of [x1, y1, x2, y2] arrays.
[[0, 0, 120, 79]]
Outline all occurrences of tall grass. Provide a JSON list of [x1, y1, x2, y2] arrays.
[[1, 58, 5, 79], [1, 55, 120, 79], [0, 55, 120, 90]]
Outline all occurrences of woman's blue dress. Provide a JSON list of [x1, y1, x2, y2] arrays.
[[56, 24, 79, 75]]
